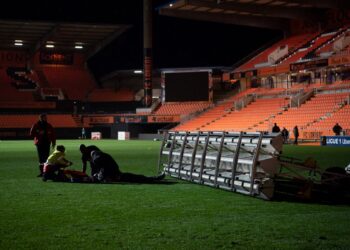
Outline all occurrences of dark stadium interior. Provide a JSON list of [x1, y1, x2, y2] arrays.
[[0, 0, 350, 140], [0, 1, 282, 75], [1, 2, 350, 248]]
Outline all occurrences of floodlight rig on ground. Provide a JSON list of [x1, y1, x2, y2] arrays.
[[158, 131, 350, 201], [158, 131, 283, 200]]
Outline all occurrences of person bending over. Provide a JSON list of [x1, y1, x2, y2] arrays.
[[42, 145, 72, 182], [90, 150, 165, 183], [79, 144, 100, 176]]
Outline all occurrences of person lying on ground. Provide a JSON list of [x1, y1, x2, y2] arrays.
[[90, 150, 165, 183]]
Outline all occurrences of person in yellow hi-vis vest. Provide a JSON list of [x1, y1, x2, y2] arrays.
[[42, 145, 73, 182]]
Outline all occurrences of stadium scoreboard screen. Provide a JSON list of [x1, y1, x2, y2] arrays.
[[163, 71, 210, 102]]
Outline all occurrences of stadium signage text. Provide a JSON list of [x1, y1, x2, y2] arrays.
[[147, 115, 180, 123], [85, 116, 114, 124], [328, 54, 350, 66], [116, 116, 147, 123], [0, 50, 28, 66], [40, 51, 74, 65], [290, 59, 328, 72], [321, 136, 350, 146]]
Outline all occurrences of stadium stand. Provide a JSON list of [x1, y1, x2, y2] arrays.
[[269, 92, 349, 136], [315, 28, 350, 57], [152, 102, 210, 116], [279, 31, 338, 65], [174, 88, 288, 132], [88, 88, 135, 102], [1, 11, 350, 141], [0, 114, 78, 128], [173, 82, 350, 142], [235, 33, 316, 72], [0, 68, 35, 102], [41, 67, 96, 100], [6, 67, 39, 90]]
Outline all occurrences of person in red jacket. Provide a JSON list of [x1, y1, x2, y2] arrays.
[[30, 114, 56, 177]]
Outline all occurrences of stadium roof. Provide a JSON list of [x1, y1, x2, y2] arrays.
[[0, 20, 131, 58], [158, 0, 350, 31]]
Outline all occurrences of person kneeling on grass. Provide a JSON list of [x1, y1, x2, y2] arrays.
[[42, 145, 73, 182], [79, 144, 101, 176], [90, 150, 165, 183]]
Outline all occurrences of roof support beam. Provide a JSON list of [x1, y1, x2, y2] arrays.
[[159, 8, 290, 30], [187, 0, 324, 20], [29, 24, 60, 57], [86, 25, 132, 59], [283, 0, 350, 9]]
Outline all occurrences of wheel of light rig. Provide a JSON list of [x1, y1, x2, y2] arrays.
[[321, 167, 350, 203]]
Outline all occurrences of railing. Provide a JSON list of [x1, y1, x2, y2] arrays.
[[291, 89, 313, 108], [234, 94, 255, 111]]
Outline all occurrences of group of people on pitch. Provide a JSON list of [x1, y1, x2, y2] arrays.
[[30, 114, 165, 183]]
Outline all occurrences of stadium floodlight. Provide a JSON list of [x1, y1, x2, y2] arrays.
[[158, 131, 283, 200], [46, 41, 55, 48], [75, 42, 83, 49], [158, 131, 350, 201], [14, 40, 23, 46]]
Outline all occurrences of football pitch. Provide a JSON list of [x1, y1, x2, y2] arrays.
[[0, 139, 350, 249]]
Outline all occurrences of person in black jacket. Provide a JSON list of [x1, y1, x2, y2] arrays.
[[332, 123, 343, 136], [30, 114, 56, 177], [272, 123, 281, 133], [281, 127, 289, 144], [90, 150, 165, 183], [293, 126, 299, 145], [80, 144, 100, 175]]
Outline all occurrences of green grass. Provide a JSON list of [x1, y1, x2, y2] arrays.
[[0, 140, 350, 249]]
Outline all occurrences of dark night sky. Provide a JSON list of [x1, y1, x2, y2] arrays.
[[2, 1, 282, 77]]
